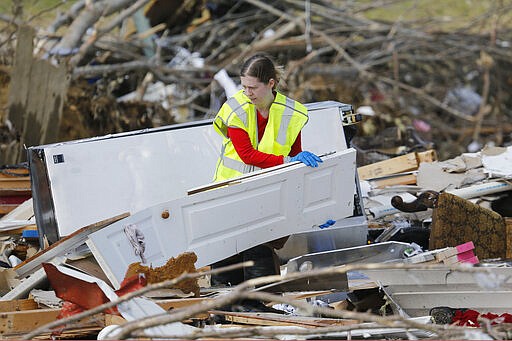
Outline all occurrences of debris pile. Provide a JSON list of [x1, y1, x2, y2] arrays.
[[0, 140, 510, 339], [0, 0, 511, 339]]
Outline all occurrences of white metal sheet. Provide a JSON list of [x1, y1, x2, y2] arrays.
[[301, 102, 347, 154], [87, 149, 356, 288], [362, 267, 512, 287], [389, 290, 512, 317], [362, 267, 512, 317], [45, 124, 221, 236], [38, 102, 351, 238]]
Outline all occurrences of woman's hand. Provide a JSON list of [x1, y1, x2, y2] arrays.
[[289, 151, 323, 167]]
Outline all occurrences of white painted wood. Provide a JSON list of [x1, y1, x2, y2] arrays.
[[87, 150, 356, 288]]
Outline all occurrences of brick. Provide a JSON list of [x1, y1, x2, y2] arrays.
[[456, 250, 476, 261], [456, 241, 475, 253], [460, 255, 479, 265]]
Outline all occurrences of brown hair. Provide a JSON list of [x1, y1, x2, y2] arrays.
[[240, 54, 281, 89]]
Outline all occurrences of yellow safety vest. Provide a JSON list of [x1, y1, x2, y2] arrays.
[[213, 89, 308, 182]]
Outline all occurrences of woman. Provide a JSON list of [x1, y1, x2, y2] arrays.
[[212, 53, 322, 182], [210, 54, 322, 286]]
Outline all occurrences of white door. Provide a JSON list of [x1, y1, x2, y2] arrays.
[[87, 149, 356, 288]]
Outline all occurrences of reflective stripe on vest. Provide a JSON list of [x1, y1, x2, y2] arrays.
[[223, 155, 255, 174], [226, 97, 248, 128], [275, 97, 296, 145]]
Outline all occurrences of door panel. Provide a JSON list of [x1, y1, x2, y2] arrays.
[[87, 149, 356, 288]]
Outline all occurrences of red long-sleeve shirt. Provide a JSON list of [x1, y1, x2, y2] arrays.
[[227, 111, 302, 169]]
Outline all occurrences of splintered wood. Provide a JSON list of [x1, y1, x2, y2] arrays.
[[125, 252, 200, 297], [210, 311, 359, 328]]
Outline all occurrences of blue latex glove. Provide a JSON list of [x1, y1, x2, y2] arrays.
[[319, 219, 336, 229], [290, 151, 323, 167]]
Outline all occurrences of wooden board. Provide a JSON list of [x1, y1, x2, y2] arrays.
[[0, 310, 118, 339], [0, 169, 29, 178], [357, 150, 437, 181], [0, 308, 99, 335], [210, 311, 358, 328], [0, 178, 31, 191], [155, 297, 210, 319], [5, 25, 70, 165], [0, 298, 38, 312], [369, 173, 417, 188], [417, 149, 437, 163], [0, 225, 37, 237], [357, 152, 419, 180]]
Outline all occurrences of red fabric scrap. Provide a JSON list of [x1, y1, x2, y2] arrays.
[[43, 263, 146, 320], [452, 309, 512, 327]]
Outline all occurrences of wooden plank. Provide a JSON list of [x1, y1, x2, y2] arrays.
[[369, 173, 417, 188], [2, 26, 34, 165], [104, 314, 126, 326], [22, 60, 51, 149], [357, 152, 419, 180], [0, 206, 18, 215], [0, 298, 38, 312], [0, 169, 29, 178], [0, 225, 37, 237], [15, 212, 130, 278], [6, 26, 34, 138], [155, 297, 210, 310], [0, 308, 58, 334], [40, 59, 69, 144], [210, 311, 358, 328], [155, 297, 210, 319], [5, 25, 70, 165], [284, 290, 336, 300], [417, 149, 437, 163], [0, 308, 106, 337], [0, 178, 31, 190]]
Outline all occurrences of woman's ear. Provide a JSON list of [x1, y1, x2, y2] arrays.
[[268, 78, 276, 89]]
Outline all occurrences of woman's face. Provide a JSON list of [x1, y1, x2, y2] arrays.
[[240, 75, 275, 108]]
